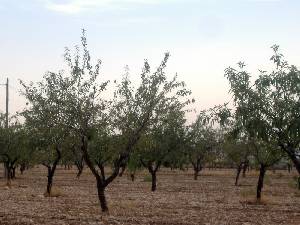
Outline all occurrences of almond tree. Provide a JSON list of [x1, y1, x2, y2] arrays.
[[251, 139, 283, 199], [109, 53, 191, 196], [0, 117, 23, 186], [186, 111, 217, 180], [138, 103, 187, 191], [224, 46, 300, 184], [223, 135, 251, 186], [21, 71, 69, 195], [44, 31, 187, 212], [21, 29, 191, 211]]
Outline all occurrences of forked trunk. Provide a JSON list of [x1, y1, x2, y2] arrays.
[[141, 159, 161, 192], [256, 164, 266, 200], [45, 147, 61, 195], [79, 128, 141, 212], [81, 136, 127, 212], [75, 156, 84, 178], [76, 167, 83, 178], [46, 166, 53, 195], [96, 178, 108, 212], [3, 158, 18, 186]]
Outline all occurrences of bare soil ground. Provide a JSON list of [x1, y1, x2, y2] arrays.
[[0, 166, 300, 225]]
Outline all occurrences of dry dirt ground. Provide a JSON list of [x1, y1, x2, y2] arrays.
[[0, 166, 300, 225]]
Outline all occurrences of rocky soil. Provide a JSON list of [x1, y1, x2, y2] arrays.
[[0, 167, 299, 225]]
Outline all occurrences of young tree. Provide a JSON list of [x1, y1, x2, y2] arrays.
[[109, 53, 191, 195], [0, 116, 27, 186], [72, 144, 85, 178], [138, 104, 187, 191], [186, 111, 217, 180], [223, 138, 250, 186], [21, 64, 71, 196], [126, 152, 143, 182], [49, 31, 110, 210], [224, 46, 300, 180], [251, 140, 283, 200]]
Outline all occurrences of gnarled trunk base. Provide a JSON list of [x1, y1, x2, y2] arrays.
[[97, 178, 108, 212]]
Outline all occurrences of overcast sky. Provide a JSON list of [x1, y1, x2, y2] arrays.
[[0, 0, 299, 120]]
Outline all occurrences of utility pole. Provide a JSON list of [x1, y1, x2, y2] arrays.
[[6, 78, 9, 128], [1, 78, 9, 179], [0, 78, 9, 127]]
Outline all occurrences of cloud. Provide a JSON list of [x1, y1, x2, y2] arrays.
[[246, 0, 282, 2], [43, 0, 169, 14]]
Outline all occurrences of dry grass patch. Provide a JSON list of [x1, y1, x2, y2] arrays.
[[43, 186, 64, 197], [240, 188, 273, 205], [240, 188, 256, 198], [241, 197, 270, 205], [264, 175, 272, 186], [275, 172, 284, 179], [143, 175, 152, 182], [288, 176, 300, 190], [294, 191, 300, 197]]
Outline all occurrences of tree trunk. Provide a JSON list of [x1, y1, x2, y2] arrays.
[[256, 164, 266, 200], [75, 155, 84, 178], [45, 147, 61, 195], [287, 163, 291, 173], [130, 172, 135, 182], [143, 161, 160, 192], [96, 178, 108, 212], [81, 138, 108, 212], [80, 136, 126, 212], [76, 166, 83, 178], [119, 165, 126, 177], [46, 166, 53, 194], [11, 167, 16, 179], [194, 169, 199, 180], [283, 147, 300, 189], [151, 171, 157, 192], [242, 161, 248, 178], [5, 162, 11, 187], [193, 158, 202, 180], [4, 163, 8, 178], [282, 145, 300, 174], [75, 161, 83, 178], [235, 163, 243, 186], [20, 163, 26, 175]]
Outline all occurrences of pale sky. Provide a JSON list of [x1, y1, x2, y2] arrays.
[[0, 0, 300, 121]]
